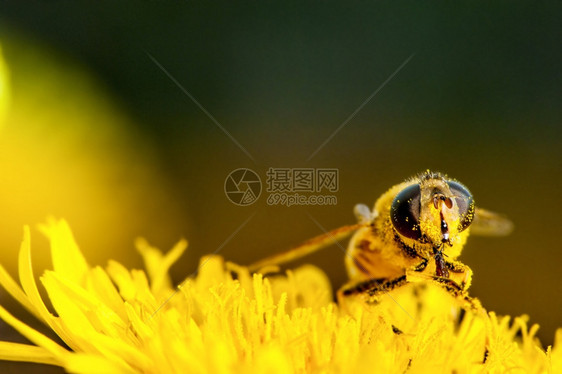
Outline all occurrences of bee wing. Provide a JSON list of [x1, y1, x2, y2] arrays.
[[248, 223, 362, 272], [470, 207, 514, 236]]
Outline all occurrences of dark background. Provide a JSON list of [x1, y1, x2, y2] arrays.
[[0, 2, 560, 371]]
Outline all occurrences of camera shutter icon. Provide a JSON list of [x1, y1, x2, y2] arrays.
[[224, 168, 261, 206]]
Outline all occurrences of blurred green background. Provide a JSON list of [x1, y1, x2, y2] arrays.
[[0, 2, 560, 370]]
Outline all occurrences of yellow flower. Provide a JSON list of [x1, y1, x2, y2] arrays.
[[0, 218, 560, 373]]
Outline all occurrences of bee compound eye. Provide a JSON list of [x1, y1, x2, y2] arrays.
[[390, 184, 422, 240], [447, 180, 475, 231]]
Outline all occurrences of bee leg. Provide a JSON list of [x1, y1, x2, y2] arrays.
[[413, 258, 473, 292], [443, 260, 473, 291], [446, 260, 467, 273], [434, 249, 449, 278], [413, 258, 429, 272], [437, 279, 481, 310], [338, 275, 408, 301], [406, 261, 474, 296], [435, 264, 483, 310], [431, 276, 465, 296]]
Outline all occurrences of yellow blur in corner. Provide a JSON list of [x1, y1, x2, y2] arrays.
[[0, 34, 188, 272], [0, 44, 10, 127]]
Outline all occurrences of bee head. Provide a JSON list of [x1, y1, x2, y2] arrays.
[[390, 173, 475, 247]]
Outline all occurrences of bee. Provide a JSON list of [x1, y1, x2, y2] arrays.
[[248, 170, 512, 304]]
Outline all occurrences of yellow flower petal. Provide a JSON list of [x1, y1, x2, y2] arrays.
[[41, 270, 149, 371], [136, 237, 187, 296], [85, 266, 128, 321], [0, 304, 68, 360], [0, 342, 59, 366], [252, 345, 292, 374], [63, 353, 137, 374], [551, 328, 562, 372], [17, 226, 53, 324], [106, 260, 157, 310], [123, 302, 153, 342], [42, 270, 126, 335], [0, 263, 36, 318], [38, 218, 89, 285], [17, 225, 74, 346], [105, 260, 137, 301]]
